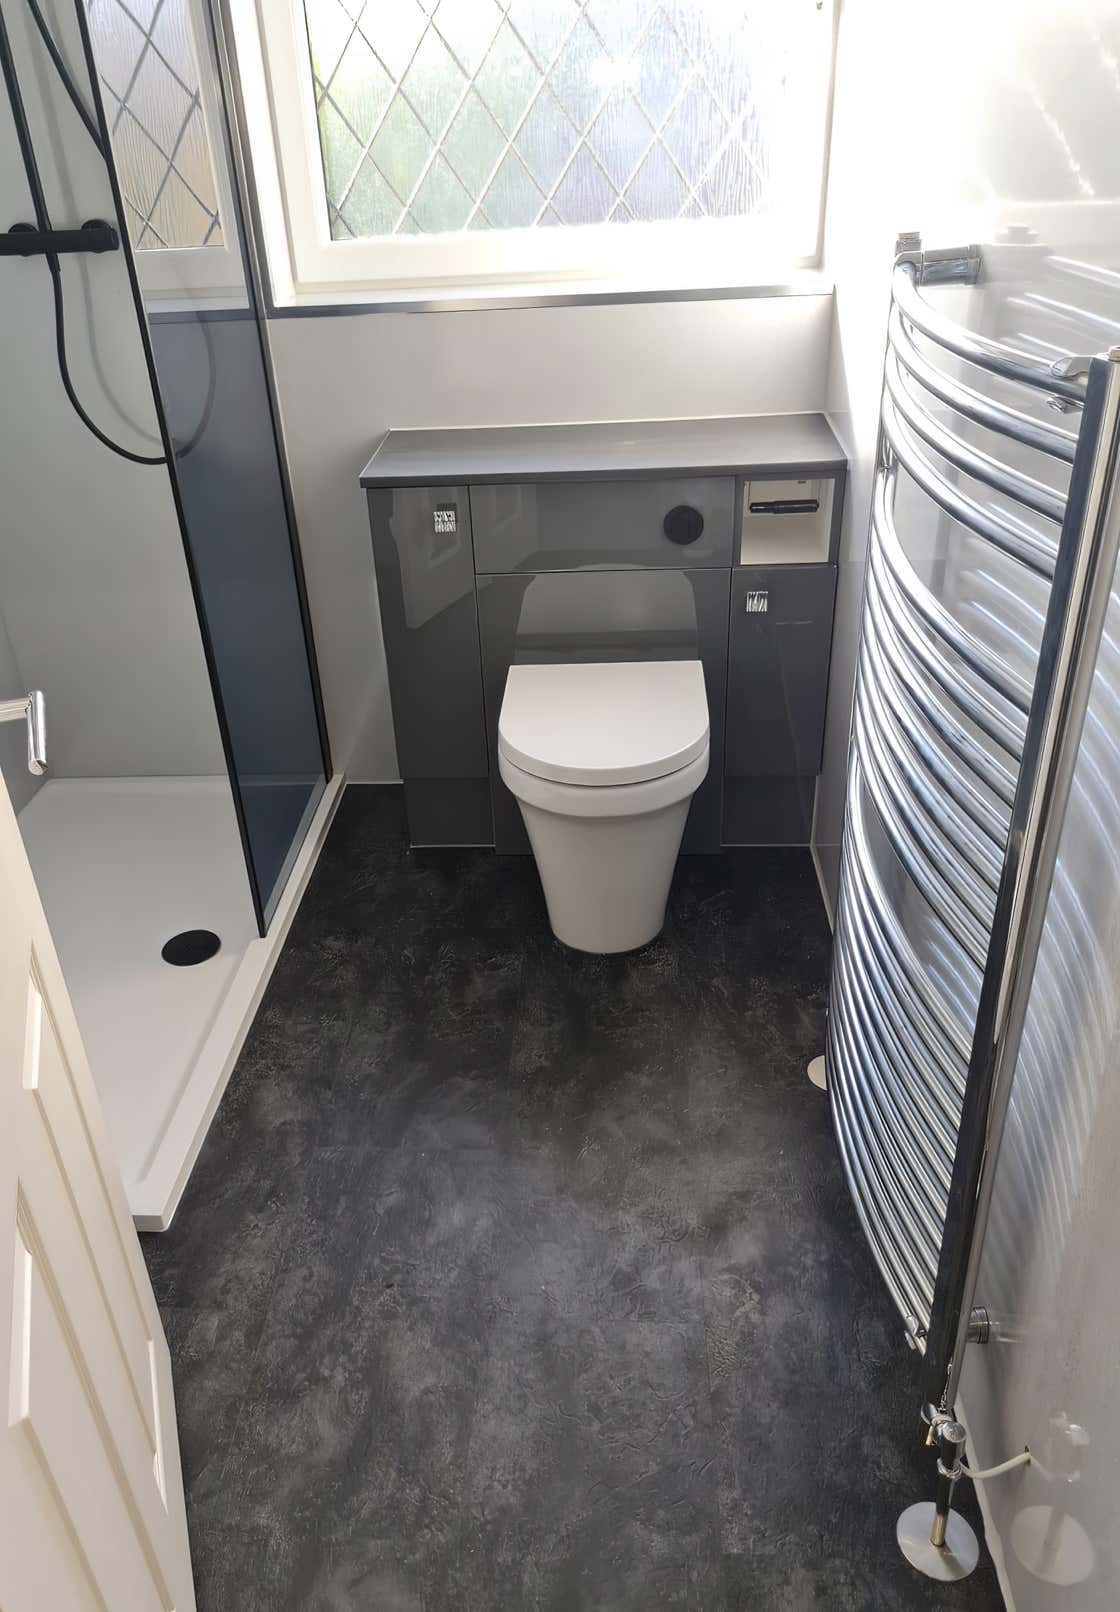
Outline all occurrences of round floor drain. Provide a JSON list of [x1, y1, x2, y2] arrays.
[[161, 930, 221, 966]]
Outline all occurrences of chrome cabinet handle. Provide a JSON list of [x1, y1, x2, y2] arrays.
[[0, 690, 47, 774]]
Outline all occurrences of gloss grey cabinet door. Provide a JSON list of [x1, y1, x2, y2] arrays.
[[726, 565, 837, 777], [367, 488, 487, 777], [470, 479, 735, 573], [368, 488, 493, 843]]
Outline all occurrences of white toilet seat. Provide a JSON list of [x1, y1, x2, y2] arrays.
[[498, 659, 709, 787], [499, 746, 708, 819]]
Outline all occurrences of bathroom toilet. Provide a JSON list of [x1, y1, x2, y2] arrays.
[[498, 660, 709, 953]]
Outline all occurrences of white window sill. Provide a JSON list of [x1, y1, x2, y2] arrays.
[[265, 268, 835, 318]]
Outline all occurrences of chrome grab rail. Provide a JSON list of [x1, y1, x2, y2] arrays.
[[828, 240, 1120, 1453]]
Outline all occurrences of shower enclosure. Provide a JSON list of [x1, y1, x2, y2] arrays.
[[0, 0, 334, 1227]]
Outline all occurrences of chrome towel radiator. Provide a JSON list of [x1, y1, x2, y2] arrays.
[[826, 237, 1120, 1576]]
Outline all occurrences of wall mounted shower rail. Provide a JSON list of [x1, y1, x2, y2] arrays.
[[827, 240, 1120, 1573]]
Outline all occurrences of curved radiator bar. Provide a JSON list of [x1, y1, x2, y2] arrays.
[[891, 261, 1087, 403], [861, 594, 1011, 848], [882, 393, 1059, 579], [867, 540, 1026, 763], [825, 245, 1120, 1372], [887, 304, 1078, 465], [871, 471, 1036, 712], [884, 346, 1067, 524]]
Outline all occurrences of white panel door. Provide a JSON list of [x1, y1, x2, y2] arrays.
[[0, 767, 196, 1610]]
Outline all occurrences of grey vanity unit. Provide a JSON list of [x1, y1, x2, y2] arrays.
[[361, 416, 846, 853]]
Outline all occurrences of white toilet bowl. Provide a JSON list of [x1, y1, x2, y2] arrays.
[[498, 660, 710, 953]]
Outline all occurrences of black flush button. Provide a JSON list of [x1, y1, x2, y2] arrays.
[[162, 930, 221, 966], [663, 504, 704, 545]]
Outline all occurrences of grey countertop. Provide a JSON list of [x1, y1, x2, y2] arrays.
[[359, 415, 845, 487]]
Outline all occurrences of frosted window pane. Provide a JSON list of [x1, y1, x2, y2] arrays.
[[328, 33, 393, 145], [480, 150, 545, 228], [587, 93, 653, 190], [87, 0, 224, 250], [441, 93, 507, 195], [473, 22, 538, 136], [515, 89, 581, 194], [551, 146, 616, 225], [303, 0, 829, 241], [408, 156, 474, 231], [400, 31, 466, 138]]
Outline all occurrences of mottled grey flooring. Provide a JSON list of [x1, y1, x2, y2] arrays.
[[144, 785, 1001, 1611]]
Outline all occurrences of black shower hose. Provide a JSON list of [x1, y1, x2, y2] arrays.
[[1, 0, 215, 464]]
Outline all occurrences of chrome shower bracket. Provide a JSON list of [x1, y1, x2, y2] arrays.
[[0, 689, 47, 774]]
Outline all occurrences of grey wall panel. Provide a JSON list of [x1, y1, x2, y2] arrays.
[[367, 488, 489, 784], [271, 293, 833, 782], [477, 568, 730, 853], [726, 565, 837, 777], [471, 479, 734, 573]]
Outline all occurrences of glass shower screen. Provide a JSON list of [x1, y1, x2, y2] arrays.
[[85, 0, 330, 926]]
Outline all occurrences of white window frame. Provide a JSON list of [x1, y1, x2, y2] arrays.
[[235, 0, 836, 306]]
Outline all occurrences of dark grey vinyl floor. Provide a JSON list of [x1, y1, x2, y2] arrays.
[[144, 785, 1002, 1611]]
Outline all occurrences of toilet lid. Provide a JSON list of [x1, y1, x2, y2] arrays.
[[498, 661, 709, 786]]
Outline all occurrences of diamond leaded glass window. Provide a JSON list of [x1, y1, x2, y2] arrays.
[[87, 0, 223, 251], [302, 0, 826, 242]]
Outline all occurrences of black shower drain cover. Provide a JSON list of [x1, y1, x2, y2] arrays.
[[161, 930, 221, 966]]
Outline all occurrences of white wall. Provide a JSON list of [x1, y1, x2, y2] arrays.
[[0, 0, 224, 792], [818, 3, 1120, 1607], [269, 291, 834, 781]]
